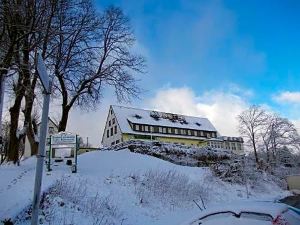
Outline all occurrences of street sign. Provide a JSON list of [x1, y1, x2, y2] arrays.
[[36, 53, 49, 92], [51, 132, 77, 145]]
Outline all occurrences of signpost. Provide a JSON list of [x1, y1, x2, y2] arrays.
[[31, 53, 51, 225]]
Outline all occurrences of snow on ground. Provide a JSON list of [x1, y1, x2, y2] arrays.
[[0, 157, 66, 220], [0, 149, 291, 225]]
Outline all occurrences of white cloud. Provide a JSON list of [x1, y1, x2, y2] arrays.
[[145, 86, 249, 136], [273, 91, 300, 104]]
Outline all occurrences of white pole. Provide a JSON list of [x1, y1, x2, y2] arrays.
[[31, 90, 50, 225], [0, 75, 5, 131], [0, 75, 5, 158]]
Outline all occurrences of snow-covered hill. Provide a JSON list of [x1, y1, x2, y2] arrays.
[[0, 150, 290, 225]]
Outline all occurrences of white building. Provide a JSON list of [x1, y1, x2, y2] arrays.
[[101, 105, 244, 154], [24, 117, 58, 158]]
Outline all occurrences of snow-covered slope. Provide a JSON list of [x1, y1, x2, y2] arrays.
[[0, 150, 291, 225]]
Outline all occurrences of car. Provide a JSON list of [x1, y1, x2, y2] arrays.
[[180, 201, 300, 225]]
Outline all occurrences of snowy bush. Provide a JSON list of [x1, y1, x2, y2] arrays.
[[110, 140, 234, 168], [131, 169, 209, 209], [15, 176, 123, 225]]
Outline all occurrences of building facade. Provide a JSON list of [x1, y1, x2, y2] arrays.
[[24, 117, 58, 158], [101, 105, 244, 154]]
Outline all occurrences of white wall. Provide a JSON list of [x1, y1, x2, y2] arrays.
[[101, 107, 122, 147], [23, 119, 58, 158]]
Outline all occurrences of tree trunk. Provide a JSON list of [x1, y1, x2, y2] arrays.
[[58, 106, 70, 132], [266, 146, 270, 163], [252, 137, 259, 164], [7, 93, 24, 163], [7, 48, 25, 163], [23, 74, 38, 155], [28, 124, 38, 155], [7, 37, 30, 163]]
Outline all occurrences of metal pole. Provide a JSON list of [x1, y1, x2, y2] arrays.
[[48, 136, 51, 172], [0, 75, 5, 132], [31, 91, 50, 225], [0, 75, 5, 157]]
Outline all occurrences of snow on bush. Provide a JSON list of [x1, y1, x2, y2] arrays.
[[15, 176, 122, 225], [109, 140, 233, 167], [129, 169, 209, 209]]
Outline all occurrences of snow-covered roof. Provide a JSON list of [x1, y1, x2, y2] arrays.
[[112, 105, 218, 134]]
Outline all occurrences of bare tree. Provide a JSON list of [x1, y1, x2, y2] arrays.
[[0, 0, 21, 78], [238, 105, 267, 164], [4, 0, 59, 162], [263, 115, 299, 162], [49, 3, 145, 131], [2, 0, 145, 162]]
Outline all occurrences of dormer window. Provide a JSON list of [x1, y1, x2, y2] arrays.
[[150, 111, 160, 120], [195, 122, 201, 126], [134, 114, 142, 119]]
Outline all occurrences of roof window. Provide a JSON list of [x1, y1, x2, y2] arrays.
[[150, 111, 160, 120], [134, 114, 142, 119]]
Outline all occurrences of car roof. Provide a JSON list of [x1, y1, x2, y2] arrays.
[[182, 201, 289, 225]]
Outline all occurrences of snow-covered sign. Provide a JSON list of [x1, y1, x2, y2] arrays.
[[47, 132, 79, 173], [51, 132, 76, 145]]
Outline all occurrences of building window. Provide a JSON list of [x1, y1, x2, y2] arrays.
[[150, 126, 154, 132], [207, 133, 210, 138], [49, 127, 55, 135], [109, 120, 111, 126], [110, 127, 113, 136], [163, 127, 167, 133], [200, 131, 204, 136], [111, 141, 115, 146], [168, 128, 172, 133], [116, 140, 120, 144], [145, 125, 149, 132], [139, 125, 143, 132], [154, 126, 159, 133], [110, 109, 113, 115], [114, 125, 117, 134], [107, 129, 109, 138], [188, 130, 191, 136], [158, 127, 162, 133], [135, 124, 139, 131], [112, 118, 115, 124]]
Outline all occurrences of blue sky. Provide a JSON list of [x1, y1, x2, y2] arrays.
[[68, 0, 300, 145], [95, 0, 300, 106]]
